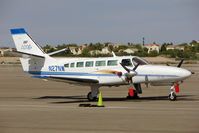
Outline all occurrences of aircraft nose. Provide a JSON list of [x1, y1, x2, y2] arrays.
[[180, 68, 192, 79]]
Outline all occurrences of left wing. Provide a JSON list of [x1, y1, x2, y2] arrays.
[[33, 75, 99, 85]]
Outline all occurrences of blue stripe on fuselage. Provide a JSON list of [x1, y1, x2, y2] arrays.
[[25, 71, 178, 77]]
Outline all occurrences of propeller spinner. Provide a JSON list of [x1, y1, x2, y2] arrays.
[[120, 63, 140, 83]]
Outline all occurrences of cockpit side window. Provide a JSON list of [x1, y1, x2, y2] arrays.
[[121, 59, 132, 66], [132, 57, 148, 65]]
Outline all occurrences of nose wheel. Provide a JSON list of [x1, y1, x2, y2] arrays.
[[168, 85, 177, 101], [169, 92, 176, 101]]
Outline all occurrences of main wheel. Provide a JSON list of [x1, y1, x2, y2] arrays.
[[169, 93, 177, 101], [87, 92, 97, 101]]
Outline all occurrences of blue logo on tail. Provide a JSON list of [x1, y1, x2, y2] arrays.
[[21, 44, 32, 50]]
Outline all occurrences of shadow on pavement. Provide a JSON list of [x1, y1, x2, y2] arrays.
[[33, 94, 197, 104]]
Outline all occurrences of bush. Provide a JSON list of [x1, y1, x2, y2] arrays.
[[149, 50, 159, 57]]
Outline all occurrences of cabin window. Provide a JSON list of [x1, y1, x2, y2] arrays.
[[107, 60, 118, 66], [76, 62, 84, 67], [121, 59, 132, 66], [86, 61, 94, 67], [70, 63, 75, 68], [64, 63, 69, 68], [95, 61, 106, 66]]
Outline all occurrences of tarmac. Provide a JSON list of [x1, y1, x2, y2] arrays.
[[0, 64, 199, 133]]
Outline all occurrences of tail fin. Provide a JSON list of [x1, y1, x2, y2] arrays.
[[10, 28, 46, 57], [10, 28, 47, 73]]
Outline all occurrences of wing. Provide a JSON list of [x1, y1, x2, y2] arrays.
[[33, 75, 99, 85]]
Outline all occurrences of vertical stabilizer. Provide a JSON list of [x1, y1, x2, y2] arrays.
[[10, 28, 47, 72], [10, 28, 46, 57]]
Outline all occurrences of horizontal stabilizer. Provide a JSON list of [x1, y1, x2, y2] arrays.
[[13, 51, 45, 58], [48, 48, 68, 56]]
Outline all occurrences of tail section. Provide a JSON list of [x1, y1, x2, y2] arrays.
[[10, 28, 46, 57], [10, 28, 47, 72]]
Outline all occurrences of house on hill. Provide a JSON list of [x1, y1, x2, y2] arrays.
[[113, 43, 127, 48], [0, 49, 4, 56], [175, 45, 185, 51], [145, 44, 161, 53], [166, 45, 185, 51], [69, 47, 80, 55], [0, 48, 13, 56], [89, 47, 110, 55], [166, 45, 175, 50], [101, 47, 110, 54], [119, 48, 138, 54]]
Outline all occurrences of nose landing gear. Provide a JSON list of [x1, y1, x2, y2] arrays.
[[169, 85, 177, 101]]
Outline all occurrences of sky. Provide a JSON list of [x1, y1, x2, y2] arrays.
[[0, 0, 198, 47]]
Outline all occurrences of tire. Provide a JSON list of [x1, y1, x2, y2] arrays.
[[169, 93, 176, 101], [87, 92, 97, 101]]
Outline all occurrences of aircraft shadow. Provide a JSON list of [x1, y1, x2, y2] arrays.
[[33, 95, 197, 104]]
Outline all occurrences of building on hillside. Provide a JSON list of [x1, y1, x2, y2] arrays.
[[103, 43, 113, 47], [0, 48, 13, 56], [175, 45, 185, 51], [166, 45, 175, 50], [113, 43, 127, 48], [68, 47, 79, 55], [81, 44, 87, 49], [101, 47, 110, 54], [89, 47, 110, 55], [144, 44, 161, 53], [120, 48, 138, 54], [0, 49, 4, 56], [89, 50, 101, 55]]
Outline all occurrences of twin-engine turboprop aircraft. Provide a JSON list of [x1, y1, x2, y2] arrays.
[[10, 28, 191, 101]]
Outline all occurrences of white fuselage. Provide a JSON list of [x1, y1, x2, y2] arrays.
[[23, 55, 191, 86]]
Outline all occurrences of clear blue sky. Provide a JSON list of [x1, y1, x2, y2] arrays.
[[0, 0, 198, 47]]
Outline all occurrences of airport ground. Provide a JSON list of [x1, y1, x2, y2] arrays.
[[0, 64, 199, 133]]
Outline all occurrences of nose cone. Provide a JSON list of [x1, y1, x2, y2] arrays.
[[180, 68, 192, 79]]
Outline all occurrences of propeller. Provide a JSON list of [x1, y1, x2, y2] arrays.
[[176, 59, 195, 74], [120, 63, 140, 83], [145, 75, 149, 88], [165, 59, 184, 67], [177, 59, 184, 68]]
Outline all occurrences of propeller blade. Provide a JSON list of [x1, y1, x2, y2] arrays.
[[120, 63, 130, 73], [130, 77, 133, 83], [145, 75, 149, 88], [177, 59, 184, 68], [133, 63, 140, 71]]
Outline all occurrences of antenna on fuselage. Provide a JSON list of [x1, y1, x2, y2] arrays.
[[112, 51, 117, 57]]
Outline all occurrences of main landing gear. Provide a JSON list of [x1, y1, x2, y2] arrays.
[[168, 85, 177, 101], [87, 86, 100, 101], [127, 83, 142, 99]]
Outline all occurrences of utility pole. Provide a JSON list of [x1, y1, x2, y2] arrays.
[[142, 37, 145, 46]]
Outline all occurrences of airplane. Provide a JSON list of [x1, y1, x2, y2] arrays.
[[10, 28, 192, 101]]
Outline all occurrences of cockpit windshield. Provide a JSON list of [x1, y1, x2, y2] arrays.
[[121, 59, 132, 66], [132, 57, 148, 65]]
